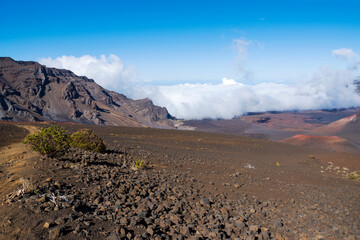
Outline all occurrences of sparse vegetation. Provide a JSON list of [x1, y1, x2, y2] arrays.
[[5, 177, 37, 202], [4, 122, 360, 239], [23, 125, 70, 157], [20, 177, 36, 194], [134, 159, 146, 169], [24, 126, 107, 159], [346, 171, 359, 181], [70, 129, 106, 153]]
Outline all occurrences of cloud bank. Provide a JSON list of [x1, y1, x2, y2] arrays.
[[143, 70, 360, 119], [39, 49, 360, 120], [39, 55, 138, 94]]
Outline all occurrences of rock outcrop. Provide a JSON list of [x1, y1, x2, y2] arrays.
[[0, 57, 175, 127]]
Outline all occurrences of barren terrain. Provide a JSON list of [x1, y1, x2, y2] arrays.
[[185, 108, 360, 141], [0, 123, 359, 239]]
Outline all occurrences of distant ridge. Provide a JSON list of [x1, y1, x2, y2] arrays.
[[280, 134, 360, 154], [280, 114, 360, 153], [0, 57, 175, 128], [311, 114, 360, 146]]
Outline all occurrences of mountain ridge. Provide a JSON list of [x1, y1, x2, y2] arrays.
[[0, 57, 175, 128]]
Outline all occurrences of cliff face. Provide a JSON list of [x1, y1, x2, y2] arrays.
[[0, 57, 175, 128]]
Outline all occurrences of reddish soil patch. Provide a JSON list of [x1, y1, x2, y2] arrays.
[[281, 134, 360, 154]]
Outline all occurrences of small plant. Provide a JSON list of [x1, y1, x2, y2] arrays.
[[134, 159, 146, 169], [346, 171, 359, 181], [23, 125, 70, 157], [20, 177, 36, 194], [6, 177, 38, 202], [70, 129, 106, 153]]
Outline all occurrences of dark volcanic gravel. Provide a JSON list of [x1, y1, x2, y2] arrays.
[[0, 123, 29, 148], [0, 124, 359, 239]]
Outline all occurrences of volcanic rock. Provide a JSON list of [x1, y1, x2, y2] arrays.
[[0, 57, 175, 128]]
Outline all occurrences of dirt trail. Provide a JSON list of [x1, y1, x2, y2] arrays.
[[0, 125, 39, 199]]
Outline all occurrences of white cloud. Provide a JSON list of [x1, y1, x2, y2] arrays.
[[39, 53, 360, 120], [39, 54, 138, 94], [332, 48, 360, 71], [141, 68, 360, 119], [332, 48, 358, 60], [221, 77, 239, 85], [231, 38, 254, 80]]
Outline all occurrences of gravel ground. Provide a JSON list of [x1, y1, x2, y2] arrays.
[[0, 124, 359, 239]]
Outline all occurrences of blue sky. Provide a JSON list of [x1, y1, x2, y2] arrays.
[[2, 0, 360, 84]]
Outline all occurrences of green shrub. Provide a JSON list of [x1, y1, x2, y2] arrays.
[[346, 171, 359, 181], [135, 159, 145, 168], [70, 129, 106, 153], [23, 125, 70, 157]]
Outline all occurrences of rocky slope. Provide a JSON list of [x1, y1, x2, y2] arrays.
[[0, 57, 174, 128], [0, 123, 359, 239]]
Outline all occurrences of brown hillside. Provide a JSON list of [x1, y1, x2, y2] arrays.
[[281, 134, 360, 154], [0, 57, 174, 128], [311, 114, 360, 146]]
